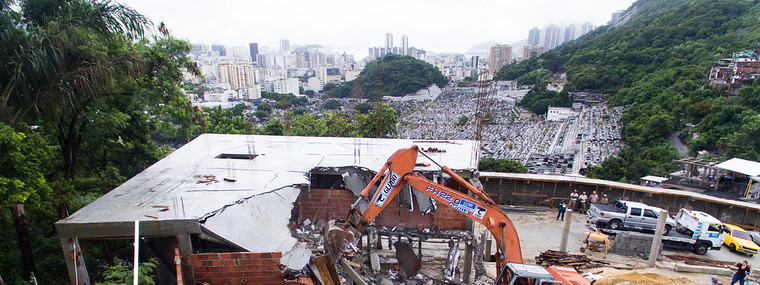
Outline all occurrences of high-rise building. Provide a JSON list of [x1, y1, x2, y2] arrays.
[[528, 27, 541, 45], [488, 45, 512, 76], [385, 33, 393, 50], [280, 39, 290, 53], [470, 56, 480, 68], [211, 44, 225, 56], [564, 25, 577, 43], [543, 25, 560, 50], [249, 43, 259, 63], [217, 61, 257, 90], [400, 35, 409, 56], [581, 22, 594, 35], [295, 53, 307, 68], [522, 45, 546, 59]]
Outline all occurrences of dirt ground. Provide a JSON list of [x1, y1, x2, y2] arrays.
[[369, 206, 757, 284]]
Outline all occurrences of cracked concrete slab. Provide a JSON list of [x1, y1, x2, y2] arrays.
[[56, 134, 478, 270], [202, 186, 300, 253]]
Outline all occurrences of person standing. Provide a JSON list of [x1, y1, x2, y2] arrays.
[[600, 193, 609, 204], [590, 191, 599, 204], [569, 190, 579, 211], [730, 260, 750, 285], [557, 200, 567, 221], [579, 192, 588, 213]]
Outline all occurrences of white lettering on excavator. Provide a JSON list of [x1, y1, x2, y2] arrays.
[[374, 171, 400, 207], [425, 185, 486, 219]]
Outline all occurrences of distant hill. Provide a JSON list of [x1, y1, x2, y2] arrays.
[[501, 0, 760, 181], [467, 40, 501, 56], [326, 54, 448, 100]]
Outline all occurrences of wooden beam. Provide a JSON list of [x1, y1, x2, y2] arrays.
[[339, 258, 367, 285]]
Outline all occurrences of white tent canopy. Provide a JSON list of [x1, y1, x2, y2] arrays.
[[715, 158, 760, 177]]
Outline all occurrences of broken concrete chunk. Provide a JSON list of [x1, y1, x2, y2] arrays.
[[370, 252, 381, 272], [281, 242, 311, 270]]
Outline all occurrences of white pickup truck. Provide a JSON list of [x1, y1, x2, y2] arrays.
[[587, 200, 676, 235]]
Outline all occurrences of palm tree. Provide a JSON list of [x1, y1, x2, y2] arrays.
[[0, 0, 151, 280]]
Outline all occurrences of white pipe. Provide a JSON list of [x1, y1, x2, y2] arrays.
[[133, 220, 139, 285], [73, 239, 78, 285]]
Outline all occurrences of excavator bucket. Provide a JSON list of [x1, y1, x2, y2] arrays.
[[323, 220, 359, 260]]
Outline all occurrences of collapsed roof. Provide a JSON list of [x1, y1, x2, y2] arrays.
[[56, 134, 478, 269]]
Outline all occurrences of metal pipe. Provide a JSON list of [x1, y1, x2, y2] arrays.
[[133, 220, 139, 285]]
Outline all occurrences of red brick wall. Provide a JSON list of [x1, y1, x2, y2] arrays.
[[294, 188, 466, 230], [191, 252, 284, 285]]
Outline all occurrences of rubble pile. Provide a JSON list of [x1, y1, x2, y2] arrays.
[[289, 218, 489, 285]]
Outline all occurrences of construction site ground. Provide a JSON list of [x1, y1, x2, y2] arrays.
[[370, 206, 758, 284]]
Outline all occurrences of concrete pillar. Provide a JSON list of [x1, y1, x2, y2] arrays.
[[648, 210, 668, 267], [59, 237, 90, 285], [177, 234, 195, 285], [559, 209, 573, 252], [463, 218, 473, 283]]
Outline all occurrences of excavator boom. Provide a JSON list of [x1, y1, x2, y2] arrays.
[[336, 145, 523, 266]]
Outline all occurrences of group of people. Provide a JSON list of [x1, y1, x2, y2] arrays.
[[556, 190, 608, 221], [710, 260, 751, 285]]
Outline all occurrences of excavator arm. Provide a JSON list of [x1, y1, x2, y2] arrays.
[[340, 145, 523, 265]]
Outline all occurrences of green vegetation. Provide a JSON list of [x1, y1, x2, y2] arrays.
[[519, 84, 573, 114], [323, 99, 342, 110], [95, 259, 158, 285], [456, 115, 469, 126], [478, 157, 528, 173], [327, 54, 448, 100], [0, 0, 201, 282], [502, 0, 760, 182], [457, 76, 477, 87]]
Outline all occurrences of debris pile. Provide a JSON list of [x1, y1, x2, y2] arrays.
[[534, 250, 609, 271]]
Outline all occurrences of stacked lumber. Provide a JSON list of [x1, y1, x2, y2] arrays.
[[535, 250, 610, 271], [665, 254, 734, 268]]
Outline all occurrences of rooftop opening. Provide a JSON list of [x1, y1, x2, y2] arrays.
[[215, 153, 258, 160]]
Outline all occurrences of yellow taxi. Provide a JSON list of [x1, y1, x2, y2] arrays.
[[724, 223, 760, 256]]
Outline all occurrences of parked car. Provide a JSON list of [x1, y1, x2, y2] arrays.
[[748, 230, 760, 245], [723, 224, 760, 256], [587, 200, 676, 235]]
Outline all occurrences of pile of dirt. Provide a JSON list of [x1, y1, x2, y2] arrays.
[[594, 272, 695, 285]]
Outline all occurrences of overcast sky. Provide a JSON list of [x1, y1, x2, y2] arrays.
[[120, 0, 636, 57]]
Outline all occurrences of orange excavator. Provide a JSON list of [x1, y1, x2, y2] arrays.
[[326, 145, 589, 285]]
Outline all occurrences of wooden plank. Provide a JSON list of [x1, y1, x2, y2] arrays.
[[340, 258, 368, 285], [313, 255, 340, 285], [307, 261, 326, 285]]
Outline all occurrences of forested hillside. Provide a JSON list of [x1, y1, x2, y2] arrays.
[[500, 0, 760, 182], [327, 54, 448, 100]]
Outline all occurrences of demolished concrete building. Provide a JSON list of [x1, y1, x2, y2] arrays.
[[55, 134, 480, 284]]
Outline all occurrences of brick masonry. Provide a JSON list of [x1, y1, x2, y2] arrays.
[[190, 252, 313, 285], [294, 188, 466, 230]]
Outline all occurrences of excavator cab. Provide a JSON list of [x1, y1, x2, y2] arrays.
[[500, 263, 563, 285]]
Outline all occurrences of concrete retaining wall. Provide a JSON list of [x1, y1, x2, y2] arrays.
[[480, 173, 760, 230]]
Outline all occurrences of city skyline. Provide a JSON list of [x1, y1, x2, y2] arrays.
[[120, 0, 635, 57]]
